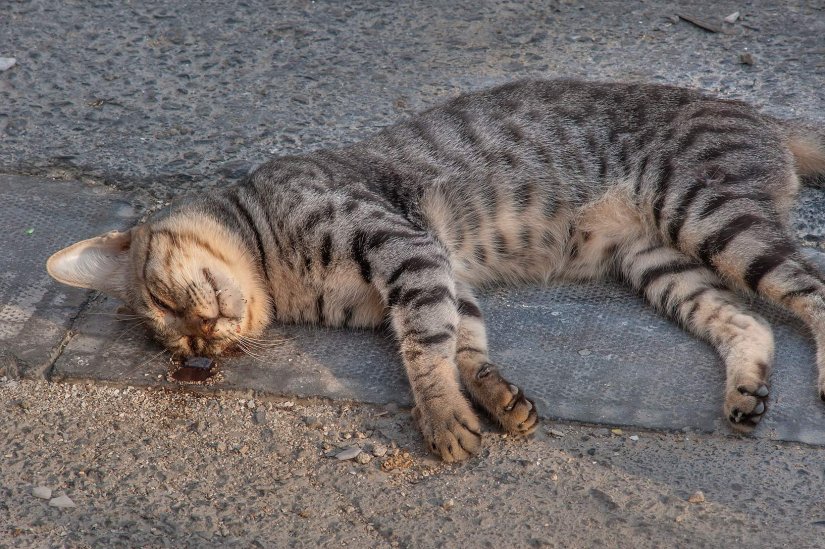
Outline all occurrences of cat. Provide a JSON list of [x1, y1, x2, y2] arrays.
[[47, 79, 825, 462]]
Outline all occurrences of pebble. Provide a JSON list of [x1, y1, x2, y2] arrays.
[[577, 348, 591, 356], [0, 57, 16, 71], [610, 428, 623, 435], [629, 435, 639, 441], [372, 444, 388, 457], [723, 11, 740, 24], [355, 452, 372, 465], [48, 495, 76, 508], [303, 416, 322, 429], [442, 498, 455, 511], [247, 399, 256, 409], [253, 410, 267, 425], [739, 52, 755, 65], [32, 486, 52, 499], [546, 428, 565, 438], [336, 447, 362, 461], [688, 490, 705, 504]]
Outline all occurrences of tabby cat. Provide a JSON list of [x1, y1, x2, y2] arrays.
[[47, 79, 825, 462]]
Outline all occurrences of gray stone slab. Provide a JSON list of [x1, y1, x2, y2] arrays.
[[0, 175, 138, 378], [53, 273, 825, 446]]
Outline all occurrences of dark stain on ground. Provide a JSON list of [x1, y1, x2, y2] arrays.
[[170, 356, 217, 383]]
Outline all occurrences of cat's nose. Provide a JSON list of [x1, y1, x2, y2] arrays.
[[199, 316, 217, 337]]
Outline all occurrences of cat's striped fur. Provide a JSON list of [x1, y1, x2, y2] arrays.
[[48, 79, 825, 462]]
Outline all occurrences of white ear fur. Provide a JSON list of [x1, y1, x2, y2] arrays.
[[46, 229, 133, 298]]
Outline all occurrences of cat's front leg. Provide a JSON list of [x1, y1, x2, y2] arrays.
[[454, 282, 538, 435], [389, 277, 482, 462], [358, 228, 482, 461]]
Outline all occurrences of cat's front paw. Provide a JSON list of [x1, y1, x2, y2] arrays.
[[724, 380, 769, 432], [412, 397, 482, 463], [469, 363, 538, 435]]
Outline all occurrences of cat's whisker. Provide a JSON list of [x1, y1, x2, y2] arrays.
[[112, 320, 149, 345], [85, 312, 144, 320], [135, 348, 169, 370], [230, 339, 266, 362]]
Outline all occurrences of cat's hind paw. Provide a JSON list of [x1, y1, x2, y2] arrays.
[[725, 382, 769, 432]]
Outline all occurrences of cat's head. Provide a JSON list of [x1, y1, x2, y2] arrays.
[[46, 209, 271, 357]]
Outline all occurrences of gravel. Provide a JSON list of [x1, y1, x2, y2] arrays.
[[2, 379, 825, 547]]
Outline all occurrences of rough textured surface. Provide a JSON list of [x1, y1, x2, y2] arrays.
[[1, 1, 823, 197], [1, 1, 825, 545], [0, 176, 140, 379], [2, 380, 825, 548]]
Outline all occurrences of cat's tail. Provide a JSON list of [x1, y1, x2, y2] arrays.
[[783, 119, 825, 183]]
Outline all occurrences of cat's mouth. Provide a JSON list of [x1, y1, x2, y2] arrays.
[[166, 335, 240, 358]]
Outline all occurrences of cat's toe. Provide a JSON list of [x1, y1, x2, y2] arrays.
[[501, 385, 539, 435], [725, 382, 769, 432]]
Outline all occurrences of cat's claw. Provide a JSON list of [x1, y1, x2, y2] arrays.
[[725, 382, 769, 432]]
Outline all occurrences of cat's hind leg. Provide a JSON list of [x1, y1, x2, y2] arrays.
[[615, 239, 774, 430], [452, 281, 539, 435], [573, 189, 773, 429]]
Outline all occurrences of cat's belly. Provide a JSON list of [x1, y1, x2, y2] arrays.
[[450, 186, 645, 287]]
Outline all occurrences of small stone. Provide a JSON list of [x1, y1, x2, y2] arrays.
[[216, 442, 227, 453], [32, 486, 52, 500], [550, 473, 559, 481], [0, 57, 16, 71], [688, 490, 705, 504], [355, 452, 372, 465], [592, 428, 610, 437], [253, 410, 267, 425], [546, 428, 565, 437], [48, 495, 76, 508], [247, 399, 256, 409], [587, 448, 596, 456], [336, 447, 362, 461], [629, 435, 639, 441], [723, 11, 740, 24], [276, 401, 294, 409], [372, 444, 388, 457], [239, 445, 250, 456], [303, 416, 322, 429], [611, 428, 623, 435], [442, 498, 455, 511], [577, 348, 591, 356], [739, 52, 754, 65]]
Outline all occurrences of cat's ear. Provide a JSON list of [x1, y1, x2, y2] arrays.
[[46, 229, 135, 299]]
